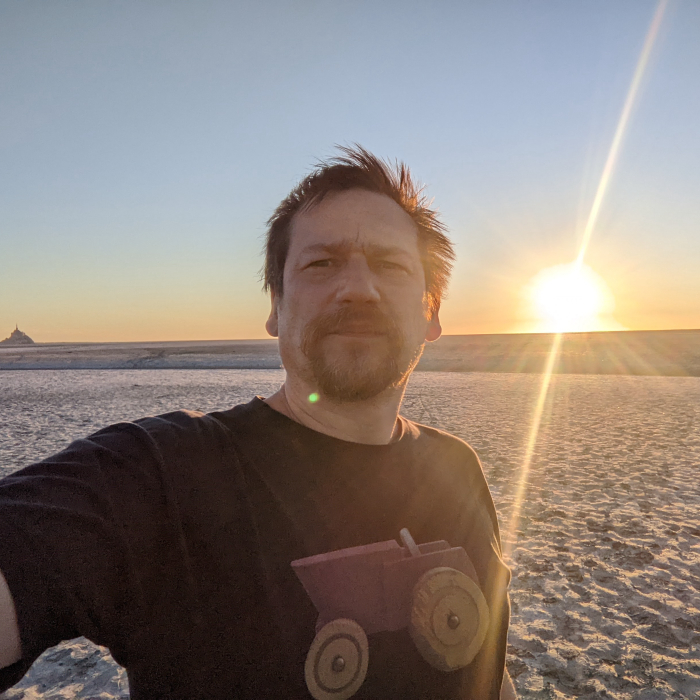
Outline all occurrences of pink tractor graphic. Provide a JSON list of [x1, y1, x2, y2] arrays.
[[291, 528, 490, 700]]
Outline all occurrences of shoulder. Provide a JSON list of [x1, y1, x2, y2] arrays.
[[133, 408, 233, 446], [16, 406, 248, 491], [61, 409, 231, 463], [401, 417, 483, 472], [401, 417, 501, 540]]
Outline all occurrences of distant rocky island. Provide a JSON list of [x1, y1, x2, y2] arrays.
[[0, 325, 35, 345]]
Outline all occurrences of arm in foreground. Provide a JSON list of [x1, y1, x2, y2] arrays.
[[0, 569, 21, 669]]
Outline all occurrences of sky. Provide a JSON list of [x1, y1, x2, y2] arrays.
[[1, 0, 698, 342]]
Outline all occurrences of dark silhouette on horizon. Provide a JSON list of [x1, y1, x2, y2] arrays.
[[0, 326, 34, 346]]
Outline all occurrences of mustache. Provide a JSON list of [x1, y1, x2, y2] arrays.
[[302, 306, 402, 354]]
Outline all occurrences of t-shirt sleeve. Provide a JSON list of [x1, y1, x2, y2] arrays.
[[468, 526, 512, 699], [0, 415, 202, 692], [426, 431, 512, 699], [461, 450, 512, 700]]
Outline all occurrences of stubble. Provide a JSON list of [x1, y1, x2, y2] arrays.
[[301, 306, 424, 402]]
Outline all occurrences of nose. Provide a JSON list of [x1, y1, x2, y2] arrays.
[[334, 255, 381, 304]]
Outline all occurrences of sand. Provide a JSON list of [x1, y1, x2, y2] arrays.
[[0, 370, 698, 699]]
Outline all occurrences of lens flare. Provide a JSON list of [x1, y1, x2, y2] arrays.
[[576, 0, 669, 266]]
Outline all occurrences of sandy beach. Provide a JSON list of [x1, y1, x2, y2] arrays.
[[0, 370, 698, 699]]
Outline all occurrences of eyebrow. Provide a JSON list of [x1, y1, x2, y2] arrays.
[[299, 242, 413, 258]]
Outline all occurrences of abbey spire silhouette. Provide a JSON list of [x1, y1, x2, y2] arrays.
[[0, 325, 35, 345]]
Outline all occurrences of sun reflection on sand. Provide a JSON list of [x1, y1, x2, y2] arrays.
[[504, 332, 562, 560]]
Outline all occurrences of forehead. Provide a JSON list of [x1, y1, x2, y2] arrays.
[[287, 189, 420, 258]]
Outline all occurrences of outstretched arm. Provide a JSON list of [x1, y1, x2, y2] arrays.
[[0, 569, 21, 669]]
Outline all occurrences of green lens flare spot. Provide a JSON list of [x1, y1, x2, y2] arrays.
[[308, 392, 320, 403]]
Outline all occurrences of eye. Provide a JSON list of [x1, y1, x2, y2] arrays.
[[306, 259, 333, 268], [378, 260, 408, 272]]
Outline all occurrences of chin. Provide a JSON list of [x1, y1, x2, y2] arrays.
[[310, 340, 423, 403]]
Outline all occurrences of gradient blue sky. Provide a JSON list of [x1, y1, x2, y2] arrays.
[[1, 0, 698, 341]]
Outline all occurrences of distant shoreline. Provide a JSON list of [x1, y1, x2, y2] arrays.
[[1, 329, 699, 376]]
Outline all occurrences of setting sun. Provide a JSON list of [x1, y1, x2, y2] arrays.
[[525, 263, 622, 333]]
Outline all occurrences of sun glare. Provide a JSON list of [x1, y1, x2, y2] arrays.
[[527, 263, 618, 333]]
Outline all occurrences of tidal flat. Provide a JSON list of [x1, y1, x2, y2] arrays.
[[1, 329, 699, 376]]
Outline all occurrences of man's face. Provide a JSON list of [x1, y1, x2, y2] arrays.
[[266, 189, 442, 402]]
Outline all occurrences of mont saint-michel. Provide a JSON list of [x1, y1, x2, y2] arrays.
[[0, 326, 34, 346]]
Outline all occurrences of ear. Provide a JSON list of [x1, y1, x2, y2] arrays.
[[265, 290, 279, 337], [425, 307, 442, 343]]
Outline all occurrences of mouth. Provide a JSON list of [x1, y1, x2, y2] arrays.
[[303, 309, 396, 353], [327, 326, 386, 337]]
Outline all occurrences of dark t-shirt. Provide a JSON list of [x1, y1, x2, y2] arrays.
[[0, 397, 511, 699]]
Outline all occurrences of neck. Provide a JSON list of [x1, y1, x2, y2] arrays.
[[264, 376, 406, 445]]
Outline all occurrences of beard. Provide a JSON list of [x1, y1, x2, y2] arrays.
[[300, 305, 424, 402]]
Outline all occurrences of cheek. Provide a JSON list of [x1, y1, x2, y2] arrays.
[[276, 294, 314, 338], [392, 285, 429, 319]]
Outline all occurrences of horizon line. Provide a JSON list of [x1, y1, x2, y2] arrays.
[[3, 326, 699, 346]]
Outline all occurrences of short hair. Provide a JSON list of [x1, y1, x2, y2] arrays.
[[263, 145, 455, 316]]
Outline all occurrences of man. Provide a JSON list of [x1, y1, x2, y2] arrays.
[[0, 146, 516, 698]]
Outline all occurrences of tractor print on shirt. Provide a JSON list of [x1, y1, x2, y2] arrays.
[[291, 528, 490, 700]]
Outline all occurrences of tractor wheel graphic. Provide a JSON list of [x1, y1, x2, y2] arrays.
[[304, 618, 369, 700], [409, 567, 490, 672]]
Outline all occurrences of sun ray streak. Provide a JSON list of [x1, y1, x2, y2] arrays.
[[505, 0, 668, 563], [575, 0, 669, 267], [504, 333, 562, 559]]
